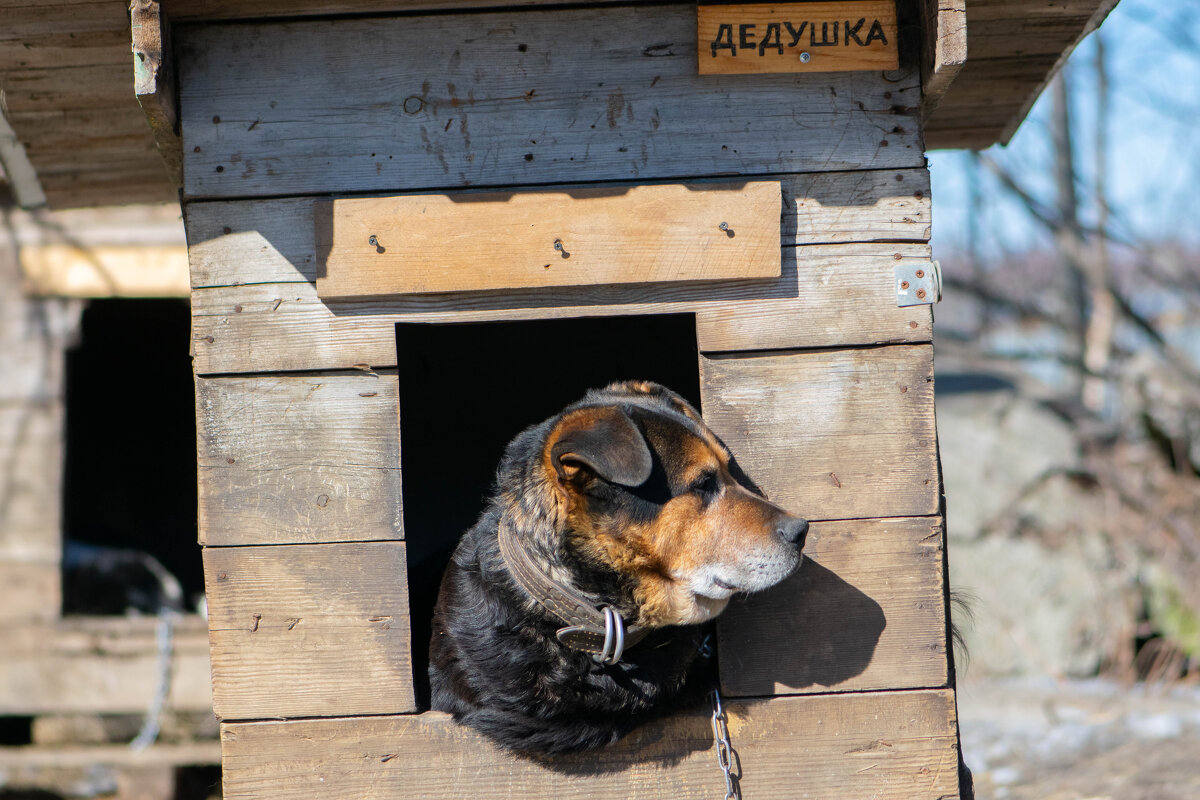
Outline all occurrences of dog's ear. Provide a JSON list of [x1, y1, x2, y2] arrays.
[[549, 406, 652, 487]]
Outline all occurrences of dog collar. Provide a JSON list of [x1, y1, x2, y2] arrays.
[[496, 522, 650, 665]]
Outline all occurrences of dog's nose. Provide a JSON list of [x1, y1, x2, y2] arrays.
[[776, 516, 809, 547]]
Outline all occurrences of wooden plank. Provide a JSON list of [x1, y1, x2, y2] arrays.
[[177, 6, 923, 199], [1, 64, 139, 113], [700, 345, 938, 520], [186, 170, 930, 288], [0, 741, 221, 769], [697, 2, 899, 76], [0, 562, 60, 624], [19, 244, 189, 297], [0, 616, 213, 714], [204, 542, 417, 720], [187, 243, 933, 374], [316, 181, 782, 299], [718, 517, 946, 696], [196, 373, 402, 546], [162, 0, 656, 21], [0, 403, 64, 553], [219, 690, 960, 799], [132, 0, 184, 189], [917, 0, 967, 118]]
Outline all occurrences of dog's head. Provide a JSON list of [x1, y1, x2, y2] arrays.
[[540, 380, 807, 628]]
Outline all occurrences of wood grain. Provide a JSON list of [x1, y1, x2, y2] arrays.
[[187, 243, 933, 375], [131, 0, 183, 189], [697, 2, 899, 76], [185, 170, 930, 288], [700, 345, 938, 520], [204, 542, 417, 720], [718, 517, 947, 696], [176, 6, 922, 199], [196, 372, 402, 546], [917, 0, 967, 117], [19, 244, 189, 297], [0, 616, 213, 714], [315, 181, 781, 298], [218, 690, 961, 799]]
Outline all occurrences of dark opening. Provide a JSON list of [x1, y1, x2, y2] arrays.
[[397, 314, 701, 706], [0, 716, 33, 746], [62, 299, 201, 615]]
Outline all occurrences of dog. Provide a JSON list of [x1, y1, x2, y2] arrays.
[[429, 380, 808, 756]]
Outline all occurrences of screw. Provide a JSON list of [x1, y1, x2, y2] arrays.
[[900, 280, 910, 290], [916, 288, 927, 300], [799, 52, 811, 63], [368, 235, 378, 247], [915, 269, 925, 278], [554, 239, 563, 251], [402, 95, 425, 114], [719, 222, 729, 231]]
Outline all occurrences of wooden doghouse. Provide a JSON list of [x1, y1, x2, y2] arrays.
[[150, 0, 966, 796], [166, 1, 961, 796]]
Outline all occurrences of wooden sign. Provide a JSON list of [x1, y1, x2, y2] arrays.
[[315, 181, 782, 299], [697, 2, 899, 75]]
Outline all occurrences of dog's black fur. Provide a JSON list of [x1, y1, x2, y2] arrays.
[[429, 381, 807, 756]]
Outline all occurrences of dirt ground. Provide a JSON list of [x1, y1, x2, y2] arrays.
[[958, 678, 1200, 800]]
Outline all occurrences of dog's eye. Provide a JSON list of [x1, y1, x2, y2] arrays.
[[689, 471, 720, 496]]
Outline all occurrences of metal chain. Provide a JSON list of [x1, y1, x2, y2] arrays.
[[709, 688, 741, 800]]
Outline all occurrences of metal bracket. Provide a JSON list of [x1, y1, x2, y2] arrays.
[[895, 260, 942, 306]]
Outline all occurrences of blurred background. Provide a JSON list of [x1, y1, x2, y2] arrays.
[[929, 2, 1200, 797], [2, 1, 1199, 799]]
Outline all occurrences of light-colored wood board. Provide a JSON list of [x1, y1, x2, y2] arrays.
[[0, 741, 221, 769], [186, 170, 930, 289], [219, 690, 960, 799], [700, 345, 938, 520], [196, 373, 402, 546], [316, 181, 782, 298], [918, 0, 967, 118], [697, 2, 898, 76], [187, 243, 933, 375], [0, 616, 213, 714], [204, 542, 417, 720], [718, 517, 946, 696], [0, 562, 60, 623], [19, 244, 190, 297], [0, 404, 64, 545], [177, 6, 922, 199]]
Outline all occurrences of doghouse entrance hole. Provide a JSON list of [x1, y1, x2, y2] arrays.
[[62, 299, 201, 616], [396, 314, 701, 707]]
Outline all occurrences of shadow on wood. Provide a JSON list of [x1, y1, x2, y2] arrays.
[[722, 559, 885, 696]]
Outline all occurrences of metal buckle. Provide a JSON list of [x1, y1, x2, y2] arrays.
[[592, 606, 626, 665]]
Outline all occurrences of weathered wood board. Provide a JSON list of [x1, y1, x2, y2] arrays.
[[701, 345, 938, 520], [196, 372, 402, 546], [195, 347, 934, 547], [697, 2, 899, 75], [176, 6, 922, 199], [315, 182, 782, 298], [219, 690, 960, 799], [188, 243, 933, 375], [204, 542, 417, 720], [186, 170, 930, 289], [0, 617, 213, 715], [718, 517, 947, 696], [19, 244, 190, 297]]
